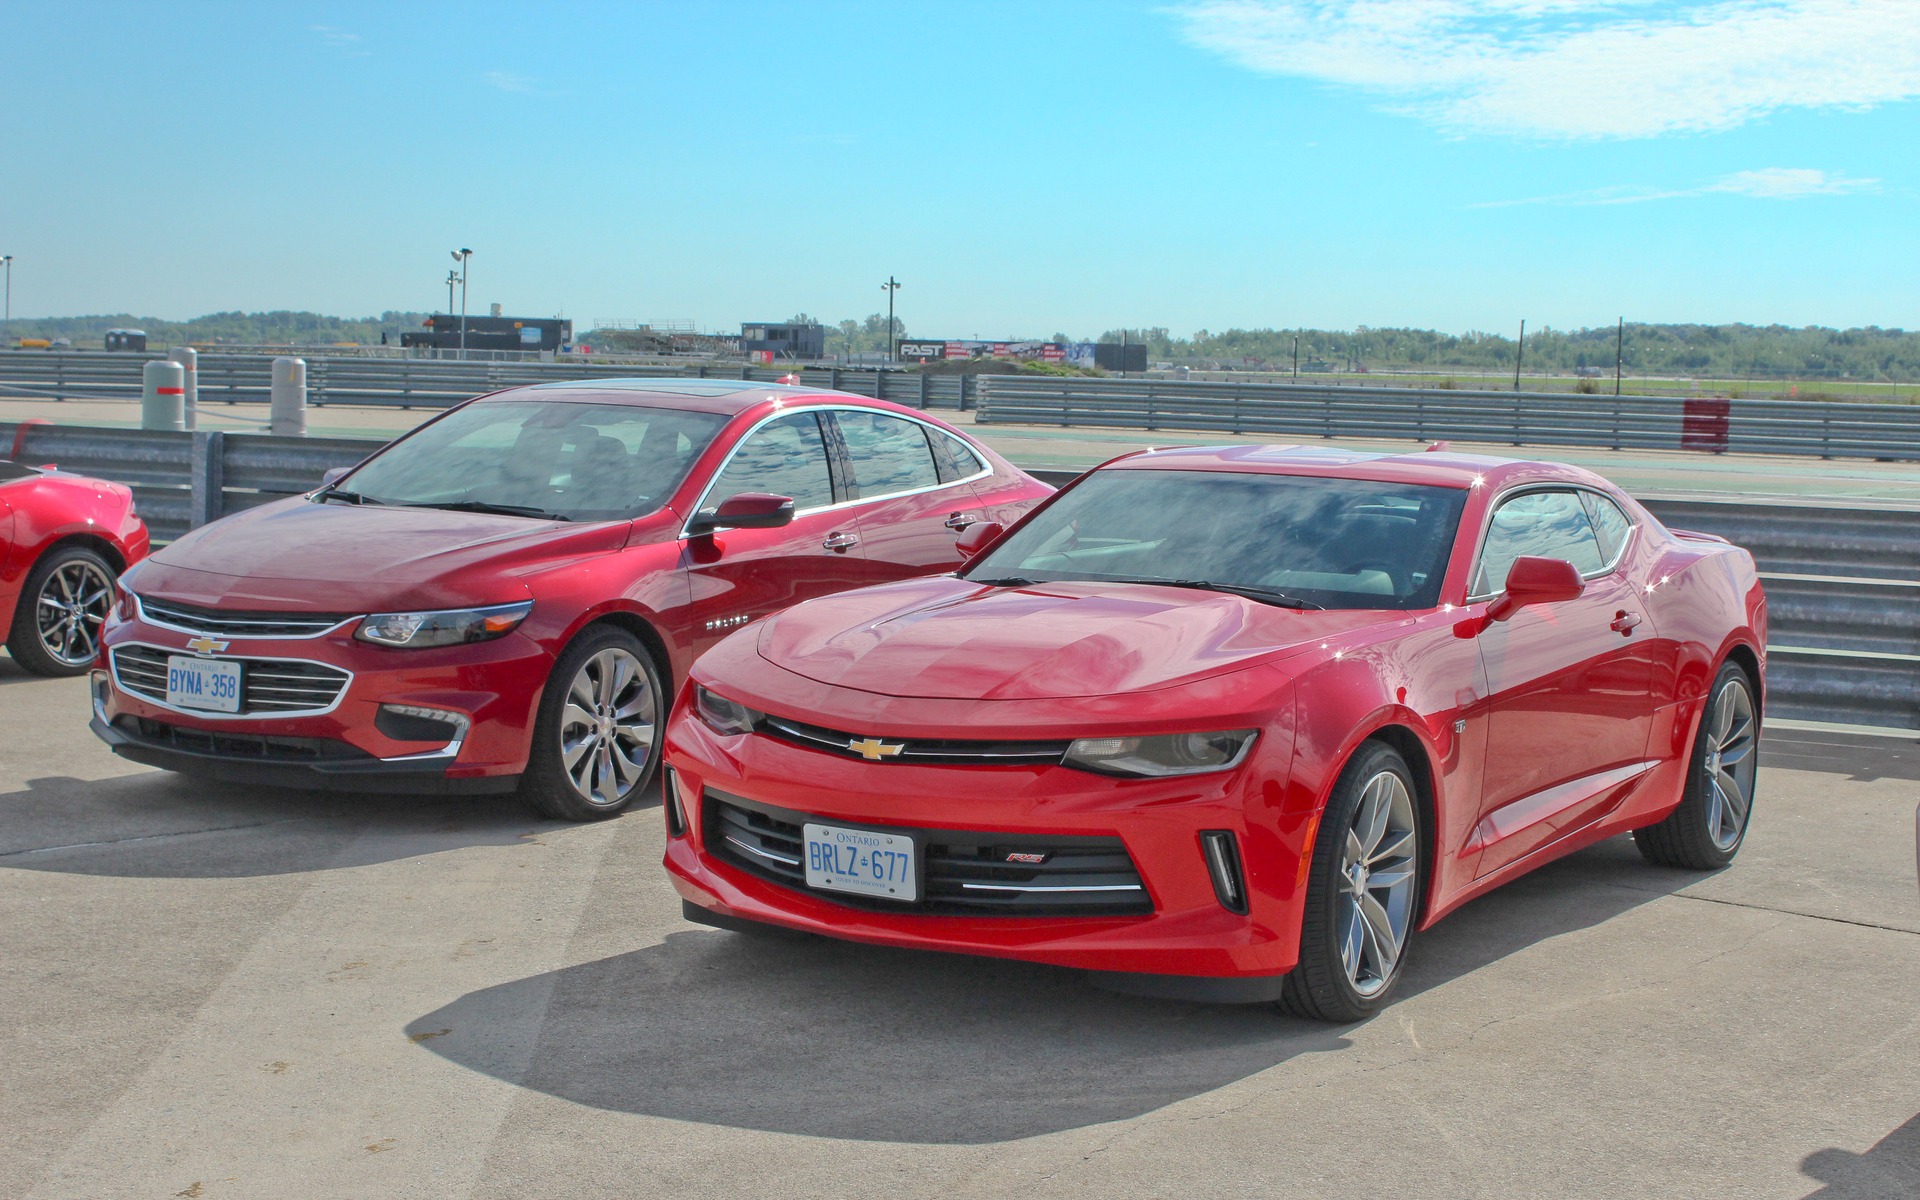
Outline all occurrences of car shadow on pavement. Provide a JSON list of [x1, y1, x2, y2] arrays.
[[0, 770, 659, 878], [408, 834, 1695, 1145], [1800, 1113, 1920, 1197]]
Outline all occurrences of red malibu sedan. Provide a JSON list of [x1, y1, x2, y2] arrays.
[[91, 379, 1049, 819], [664, 445, 1767, 1018]]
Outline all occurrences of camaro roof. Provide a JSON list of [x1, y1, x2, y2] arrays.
[[1101, 443, 1605, 491], [490, 377, 847, 415]]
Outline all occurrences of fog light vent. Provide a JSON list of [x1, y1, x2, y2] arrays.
[[1199, 830, 1248, 914], [665, 768, 691, 837], [375, 704, 469, 747]]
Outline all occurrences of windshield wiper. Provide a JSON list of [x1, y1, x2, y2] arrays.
[[967, 576, 1039, 587], [316, 489, 387, 506], [1155, 579, 1325, 610], [400, 500, 569, 521]]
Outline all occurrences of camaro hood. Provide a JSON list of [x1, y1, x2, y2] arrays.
[[757, 575, 1392, 700], [133, 496, 632, 611]]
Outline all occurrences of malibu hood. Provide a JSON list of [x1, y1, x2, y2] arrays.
[[757, 575, 1391, 700], [133, 496, 633, 611]]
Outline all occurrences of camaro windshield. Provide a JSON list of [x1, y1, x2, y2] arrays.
[[331, 401, 729, 522], [964, 469, 1469, 611]]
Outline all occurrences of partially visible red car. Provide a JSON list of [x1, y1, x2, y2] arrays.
[[91, 380, 1050, 819], [0, 459, 147, 676], [664, 445, 1767, 1019]]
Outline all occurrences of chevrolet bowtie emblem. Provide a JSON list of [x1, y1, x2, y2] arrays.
[[846, 737, 905, 762], [184, 636, 230, 655]]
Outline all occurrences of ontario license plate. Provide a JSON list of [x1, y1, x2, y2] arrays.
[[802, 822, 918, 902], [166, 655, 242, 713]]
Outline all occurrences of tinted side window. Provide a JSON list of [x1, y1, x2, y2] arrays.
[[837, 411, 941, 498], [1582, 492, 1634, 564], [1474, 490, 1606, 594], [707, 412, 835, 511], [928, 428, 986, 483]]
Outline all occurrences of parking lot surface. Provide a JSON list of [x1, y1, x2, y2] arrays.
[[3, 663, 1917, 1198]]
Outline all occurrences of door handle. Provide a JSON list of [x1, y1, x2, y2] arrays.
[[1610, 610, 1642, 635], [944, 512, 978, 531], [822, 531, 859, 552]]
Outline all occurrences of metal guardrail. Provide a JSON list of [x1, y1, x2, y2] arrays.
[[977, 376, 1920, 461], [2, 425, 1910, 733], [0, 352, 975, 411]]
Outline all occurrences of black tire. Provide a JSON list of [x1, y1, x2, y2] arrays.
[[7, 543, 117, 677], [1635, 660, 1759, 870], [1280, 741, 1423, 1022], [519, 624, 665, 822]]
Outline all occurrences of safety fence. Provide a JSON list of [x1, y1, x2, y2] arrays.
[[2, 422, 1912, 734], [975, 376, 1920, 461], [0, 351, 974, 411]]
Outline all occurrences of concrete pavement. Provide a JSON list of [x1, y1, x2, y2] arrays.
[[3, 663, 1917, 1198]]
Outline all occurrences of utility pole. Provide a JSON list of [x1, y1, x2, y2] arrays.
[[451, 249, 472, 359], [1615, 316, 1624, 396], [1514, 319, 1526, 391], [881, 276, 900, 362], [2, 255, 11, 334], [1292, 335, 1299, 380]]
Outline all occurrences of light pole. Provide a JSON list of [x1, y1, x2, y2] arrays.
[[450, 249, 472, 359], [881, 275, 900, 362], [2, 255, 12, 335], [445, 269, 459, 344]]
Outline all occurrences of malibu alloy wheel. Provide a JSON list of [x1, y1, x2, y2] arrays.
[[522, 625, 664, 821], [8, 545, 116, 677]]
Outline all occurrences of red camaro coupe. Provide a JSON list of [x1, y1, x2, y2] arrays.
[[664, 444, 1767, 1019], [0, 458, 147, 676], [91, 379, 1049, 819]]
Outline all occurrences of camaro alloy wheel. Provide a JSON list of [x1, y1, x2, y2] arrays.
[[9, 545, 116, 677], [522, 626, 664, 821], [1636, 661, 1759, 870], [1282, 741, 1423, 1022]]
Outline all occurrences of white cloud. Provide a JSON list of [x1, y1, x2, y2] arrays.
[[1478, 166, 1880, 205], [1172, 1, 1920, 138], [308, 25, 370, 57], [484, 71, 539, 94]]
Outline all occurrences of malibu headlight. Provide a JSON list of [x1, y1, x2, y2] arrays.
[[1064, 730, 1259, 778], [355, 601, 533, 649], [693, 685, 761, 736]]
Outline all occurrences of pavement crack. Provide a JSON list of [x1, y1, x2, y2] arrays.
[[0, 816, 322, 859], [1608, 884, 1920, 937]]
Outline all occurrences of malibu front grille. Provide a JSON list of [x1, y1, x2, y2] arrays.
[[110, 645, 352, 716], [135, 595, 353, 639], [706, 791, 1153, 918]]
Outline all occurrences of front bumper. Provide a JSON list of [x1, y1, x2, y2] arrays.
[[662, 709, 1311, 992], [91, 612, 553, 792]]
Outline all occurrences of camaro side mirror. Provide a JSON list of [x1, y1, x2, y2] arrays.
[[953, 520, 1004, 559], [689, 492, 795, 535], [1487, 556, 1585, 622], [320, 466, 351, 487]]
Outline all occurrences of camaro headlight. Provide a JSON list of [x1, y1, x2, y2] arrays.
[[693, 685, 761, 736], [354, 601, 532, 649], [1063, 730, 1259, 778]]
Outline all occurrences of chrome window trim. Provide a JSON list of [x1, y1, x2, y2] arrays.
[[678, 404, 992, 539], [132, 592, 361, 641], [109, 640, 355, 720], [1464, 483, 1640, 603]]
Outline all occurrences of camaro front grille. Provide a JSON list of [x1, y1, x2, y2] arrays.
[[137, 595, 353, 638], [706, 792, 1153, 918], [111, 645, 351, 715], [758, 713, 1070, 766]]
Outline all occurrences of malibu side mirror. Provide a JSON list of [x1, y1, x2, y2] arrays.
[[953, 520, 1004, 560], [1486, 556, 1585, 622], [688, 492, 795, 535], [320, 466, 351, 487]]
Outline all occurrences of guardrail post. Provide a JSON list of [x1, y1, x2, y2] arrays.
[[919, 372, 929, 409], [168, 346, 197, 429], [141, 360, 186, 430], [189, 429, 225, 527], [270, 357, 307, 436]]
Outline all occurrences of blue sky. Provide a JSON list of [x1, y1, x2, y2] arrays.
[[3, 1, 1916, 336]]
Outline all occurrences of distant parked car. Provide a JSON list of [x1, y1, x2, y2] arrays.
[[92, 379, 1052, 819], [0, 460, 148, 676], [664, 445, 1767, 1019]]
